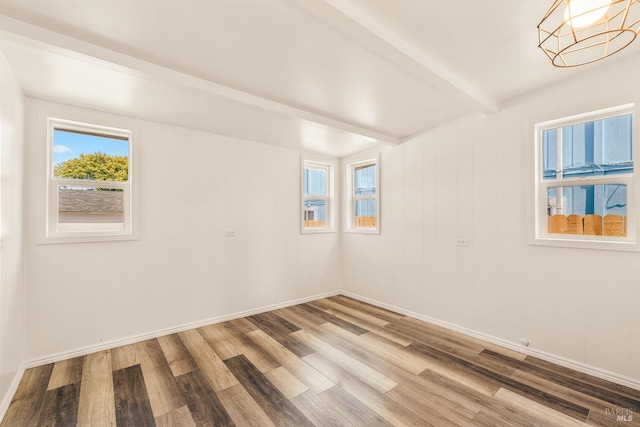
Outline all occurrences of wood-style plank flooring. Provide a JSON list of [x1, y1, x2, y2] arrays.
[[2, 296, 639, 426]]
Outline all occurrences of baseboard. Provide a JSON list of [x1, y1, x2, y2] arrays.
[[24, 290, 340, 369], [340, 291, 640, 392], [0, 364, 25, 422]]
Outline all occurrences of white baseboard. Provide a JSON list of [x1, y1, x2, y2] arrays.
[[24, 290, 340, 369], [340, 291, 640, 392], [0, 364, 25, 423]]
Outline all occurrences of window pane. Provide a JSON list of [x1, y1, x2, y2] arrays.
[[354, 163, 376, 196], [304, 167, 327, 197], [57, 186, 125, 232], [542, 114, 633, 180], [546, 184, 627, 236], [354, 199, 377, 227], [303, 199, 326, 227], [53, 129, 129, 182]]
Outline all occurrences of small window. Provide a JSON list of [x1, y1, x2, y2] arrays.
[[533, 105, 636, 249], [346, 156, 379, 233], [46, 118, 135, 242], [302, 157, 335, 233]]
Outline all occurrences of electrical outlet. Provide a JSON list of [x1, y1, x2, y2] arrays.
[[456, 239, 469, 246], [225, 229, 236, 237]]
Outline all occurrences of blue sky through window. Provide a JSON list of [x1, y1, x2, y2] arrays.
[[53, 129, 129, 166]]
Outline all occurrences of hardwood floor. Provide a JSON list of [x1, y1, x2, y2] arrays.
[[2, 295, 639, 426]]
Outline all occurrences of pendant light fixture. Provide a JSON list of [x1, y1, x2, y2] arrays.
[[538, 0, 640, 67]]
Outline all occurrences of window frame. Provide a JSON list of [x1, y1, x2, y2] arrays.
[[301, 156, 335, 234], [44, 117, 137, 243], [532, 104, 638, 251], [345, 155, 380, 234]]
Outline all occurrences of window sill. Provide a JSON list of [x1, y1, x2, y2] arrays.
[[345, 228, 380, 235], [301, 228, 336, 235], [38, 233, 138, 245], [529, 235, 638, 252]]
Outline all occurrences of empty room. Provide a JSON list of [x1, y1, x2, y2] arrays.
[[0, 1, 639, 425]]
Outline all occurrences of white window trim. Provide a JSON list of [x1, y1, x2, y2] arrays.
[[301, 156, 336, 234], [345, 155, 380, 234], [531, 104, 639, 251], [42, 117, 138, 244]]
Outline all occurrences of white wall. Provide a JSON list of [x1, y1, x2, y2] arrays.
[[25, 99, 341, 362], [343, 54, 640, 385], [0, 55, 25, 411]]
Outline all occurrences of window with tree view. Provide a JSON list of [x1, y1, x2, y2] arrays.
[[536, 106, 634, 244], [47, 119, 133, 240]]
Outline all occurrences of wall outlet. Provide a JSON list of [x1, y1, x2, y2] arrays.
[[456, 239, 469, 246], [225, 229, 236, 237]]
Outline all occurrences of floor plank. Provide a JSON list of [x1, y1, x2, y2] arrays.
[[214, 321, 281, 373], [263, 366, 309, 399], [290, 389, 354, 427], [157, 333, 198, 377], [319, 385, 392, 427], [155, 405, 197, 427], [111, 343, 139, 372], [197, 324, 241, 361], [175, 369, 234, 427], [113, 365, 155, 427], [178, 329, 238, 392], [216, 384, 275, 427], [37, 382, 79, 427], [292, 329, 397, 393], [77, 351, 116, 426], [224, 354, 314, 426], [135, 338, 186, 417], [247, 311, 315, 358], [47, 357, 83, 391], [294, 303, 368, 335], [247, 329, 335, 394]]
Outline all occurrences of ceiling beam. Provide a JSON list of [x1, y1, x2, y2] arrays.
[[0, 14, 400, 145], [288, 0, 500, 114]]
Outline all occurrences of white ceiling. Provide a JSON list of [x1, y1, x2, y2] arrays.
[[0, 0, 638, 157]]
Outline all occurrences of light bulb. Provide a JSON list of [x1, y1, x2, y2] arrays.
[[564, 0, 612, 28]]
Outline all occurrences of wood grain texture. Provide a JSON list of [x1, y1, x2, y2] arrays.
[[247, 329, 335, 394], [111, 344, 139, 372], [1, 364, 54, 427], [154, 405, 197, 427], [175, 370, 234, 427], [4, 296, 640, 426], [290, 390, 353, 427], [247, 311, 315, 358], [178, 329, 238, 392], [197, 324, 241, 361], [113, 365, 155, 427], [224, 354, 314, 426], [47, 357, 83, 391], [216, 384, 275, 427], [135, 339, 186, 418], [263, 366, 309, 399], [37, 383, 79, 427], [157, 333, 198, 377], [77, 351, 116, 426]]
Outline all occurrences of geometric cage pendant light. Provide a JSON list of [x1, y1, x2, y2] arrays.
[[538, 0, 640, 67]]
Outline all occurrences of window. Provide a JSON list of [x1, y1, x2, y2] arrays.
[[46, 118, 135, 242], [346, 156, 379, 233], [302, 157, 335, 233], [533, 105, 636, 249]]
